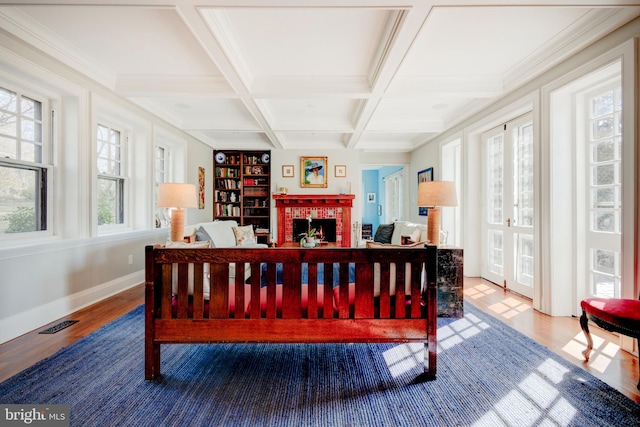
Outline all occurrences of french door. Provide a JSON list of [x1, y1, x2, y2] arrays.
[[481, 114, 534, 298], [582, 85, 622, 299]]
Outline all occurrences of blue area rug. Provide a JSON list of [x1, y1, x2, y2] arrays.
[[1, 303, 639, 426]]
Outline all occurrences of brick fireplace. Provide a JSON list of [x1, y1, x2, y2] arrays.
[[273, 194, 355, 247]]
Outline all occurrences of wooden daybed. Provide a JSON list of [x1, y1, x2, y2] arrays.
[[145, 244, 438, 381]]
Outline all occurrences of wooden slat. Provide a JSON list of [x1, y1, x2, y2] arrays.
[[410, 262, 422, 318], [395, 262, 406, 319], [249, 263, 262, 319], [176, 263, 189, 319], [234, 262, 245, 319], [209, 263, 229, 319], [266, 262, 277, 319], [192, 263, 205, 319], [339, 262, 351, 318], [307, 263, 318, 318], [282, 263, 302, 319], [379, 263, 390, 319], [322, 263, 333, 319], [160, 264, 172, 319], [355, 263, 373, 318], [154, 319, 428, 343]]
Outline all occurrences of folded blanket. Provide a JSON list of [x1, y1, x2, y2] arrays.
[[260, 263, 355, 288]]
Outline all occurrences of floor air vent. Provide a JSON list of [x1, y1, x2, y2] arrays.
[[39, 320, 79, 334]]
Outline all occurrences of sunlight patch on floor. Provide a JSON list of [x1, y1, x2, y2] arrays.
[[561, 331, 619, 373], [383, 314, 490, 377], [464, 283, 497, 299], [488, 300, 530, 319], [473, 358, 578, 426]]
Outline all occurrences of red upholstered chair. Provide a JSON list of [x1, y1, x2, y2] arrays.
[[580, 297, 640, 389]]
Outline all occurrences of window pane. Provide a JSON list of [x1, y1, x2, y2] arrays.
[[97, 177, 123, 226], [0, 113, 17, 138], [593, 139, 614, 163], [592, 91, 613, 117], [0, 88, 17, 112], [0, 165, 38, 233], [593, 249, 615, 275], [0, 136, 16, 159], [21, 96, 42, 120], [21, 141, 42, 163], [592, 188, 614, 208], [593, 164, 614, 185], [593, 211, 614, 232], [593, 117, 613, 139], [591, 273, 615, 298]]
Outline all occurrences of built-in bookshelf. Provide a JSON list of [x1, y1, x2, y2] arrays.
[[214, 150, 271, 243]]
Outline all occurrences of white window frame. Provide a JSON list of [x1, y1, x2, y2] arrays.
[[0, 83, 53, 241], [95, 120, 129, 234], [154, 143, 172, 228]]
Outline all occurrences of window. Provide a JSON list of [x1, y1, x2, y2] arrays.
[[154, 145, 170, 228], [0, 86, 48, 235], [96, 124, 125, 227]]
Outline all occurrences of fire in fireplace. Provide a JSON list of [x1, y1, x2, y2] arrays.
[[292, 219, 337, 242]]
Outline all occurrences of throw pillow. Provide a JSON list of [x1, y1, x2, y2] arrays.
[[233, 225, 256, 246], [195, 226, 215, 247], [373, 223, 394, 244]]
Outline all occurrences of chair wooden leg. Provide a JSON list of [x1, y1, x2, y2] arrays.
[[580, 310, 593, 361]]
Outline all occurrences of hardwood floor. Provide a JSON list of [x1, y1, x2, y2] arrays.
[[1, 277, 638, 403]]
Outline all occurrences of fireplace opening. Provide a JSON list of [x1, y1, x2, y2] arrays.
[[292, 219, 336, 242]]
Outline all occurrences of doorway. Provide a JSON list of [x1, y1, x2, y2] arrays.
[[481, 114, 534, 298]]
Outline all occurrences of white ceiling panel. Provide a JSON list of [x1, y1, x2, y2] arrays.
[[1, 1, 639, 153]]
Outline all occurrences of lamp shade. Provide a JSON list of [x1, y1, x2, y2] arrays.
[[157, 183, 198, 208], [417, 181, 457, 207]]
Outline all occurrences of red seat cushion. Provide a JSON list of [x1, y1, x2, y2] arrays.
[[581, 298, 640, 332]]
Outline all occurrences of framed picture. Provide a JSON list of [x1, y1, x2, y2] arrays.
[[282, 165, 294, 177], [198, 167, 205, 209], [418, 167, 434, 216], [301, 156, 328, 188], [334, 165, 346, 177], [367, 192, 376, 203]]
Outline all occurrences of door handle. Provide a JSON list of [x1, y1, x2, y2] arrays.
[[506, 218, 511, 227]]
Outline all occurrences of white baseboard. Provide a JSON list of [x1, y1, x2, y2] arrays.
[[0, 271, 144, 345]]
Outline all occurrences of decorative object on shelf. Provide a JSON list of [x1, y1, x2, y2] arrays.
[[282, 165, 294, 177], [280, 186, 288, 194], [418, 167, 434, 216], [301, 156, 327, 188], [157, 182, 198, 242], [417, 180, 457, 245], [215, 152, 226, 164], [300, 215, 318, 247], [335, 164, 346, 177], [261, 153, 270, 164]]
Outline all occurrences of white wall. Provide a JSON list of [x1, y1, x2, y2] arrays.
[[0, 30, 211, 343]]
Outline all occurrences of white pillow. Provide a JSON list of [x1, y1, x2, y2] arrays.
[[200, 220, 238, 248]]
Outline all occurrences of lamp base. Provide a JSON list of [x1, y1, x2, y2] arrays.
[[427, 207, 441, 245], [169, 208, 185, 242]]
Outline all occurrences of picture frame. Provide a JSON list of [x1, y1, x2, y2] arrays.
[[418, 167, 434, 216], [367, 192, 376, 203], [301, 156, 328, 188], [334, 164, 346, 178], [198, 166, 205, 209], [282, 165, 294, 178]]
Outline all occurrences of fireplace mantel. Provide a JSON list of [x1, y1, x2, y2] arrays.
[[273, 194, 355, 247]]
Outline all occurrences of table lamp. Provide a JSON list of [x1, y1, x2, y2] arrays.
[[417, 181, 457, 245], [157, 183, 198, 242]]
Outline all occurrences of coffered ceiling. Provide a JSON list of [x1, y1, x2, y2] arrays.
[[0, 1, 639, 152]]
